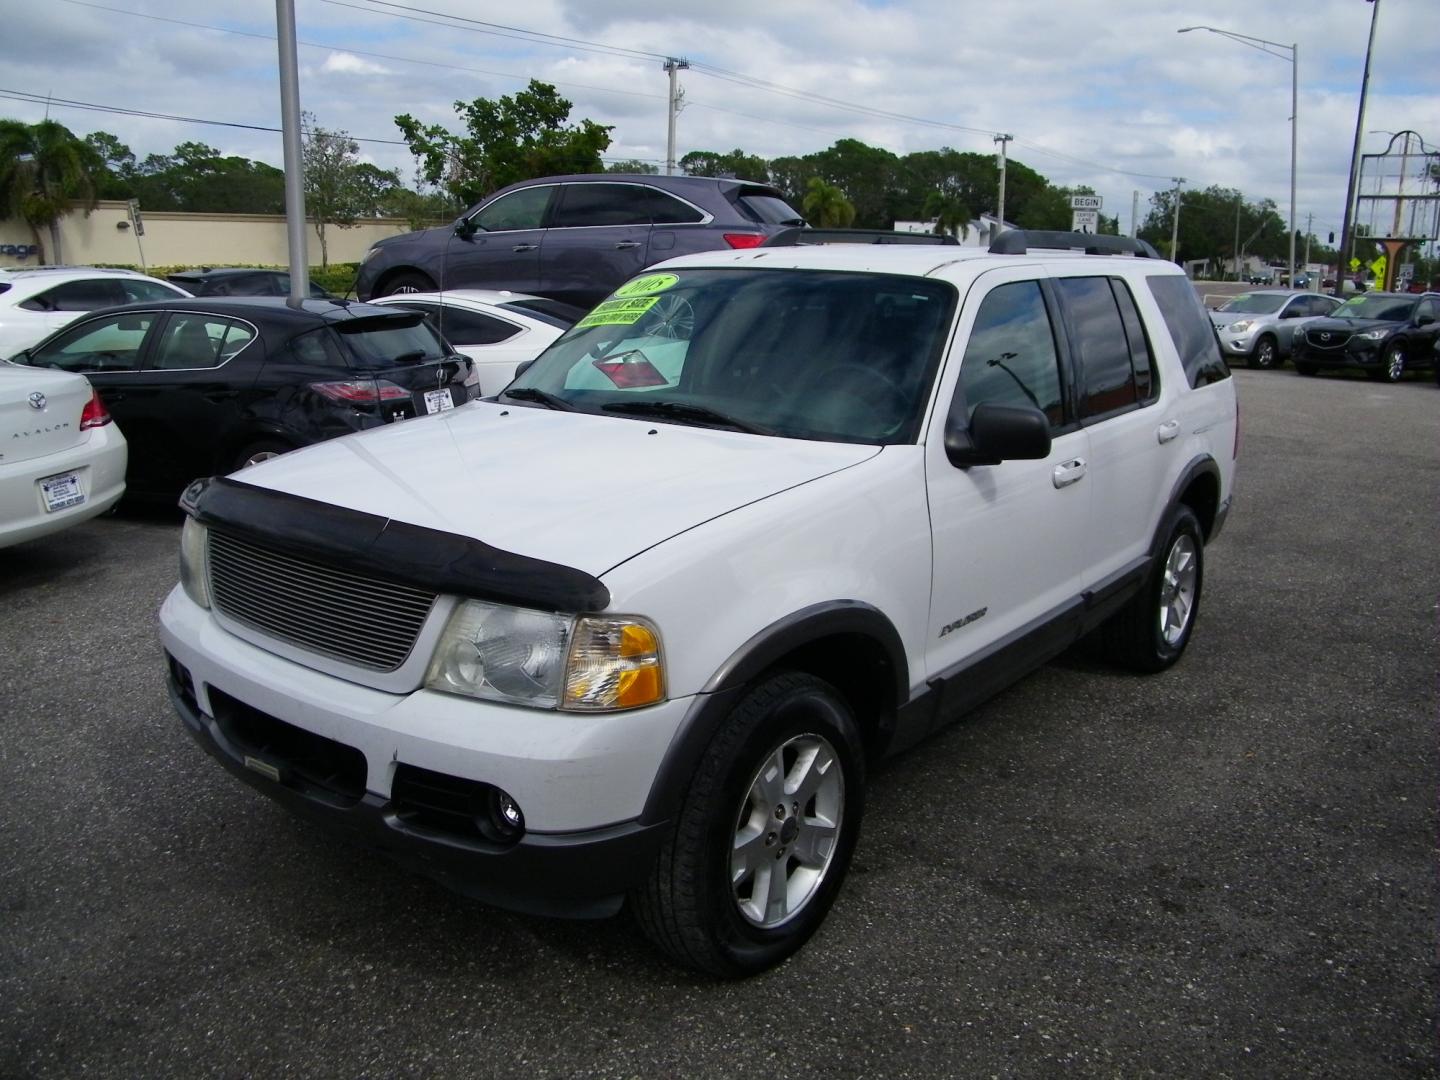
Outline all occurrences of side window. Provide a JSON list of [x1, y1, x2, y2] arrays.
[[289, 328, 349, 368], [472, 186, 553, 232], [1147, 275, 1231, 387], [20, 279, 128, 312], [120, 279, 183, 303], [1112, 279, 1157, 403], [1057, 277, 1136, 418], [27, 313, 156, 372], [644, 188, 705, 225], [433, 308, 522, 346], [151, 314, 254, 370], [1312, 296, 1341, 316], [550, 184, 653, 228], [1415, 298, 1437, 323], [955, 280, 1064, 427]]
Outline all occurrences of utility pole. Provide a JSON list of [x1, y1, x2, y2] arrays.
[[1288, 41, 1298, 286], [1304, 210, 1313, 281], [1234, 197, 1242, 281], [275, 0, 309, 300], [1169, 177, 1186, 264], [1336, 0, 1381, 296], [1131, 190, 1140, 237], [994, 133, 1012, 232], [663, 57, 689, 176]]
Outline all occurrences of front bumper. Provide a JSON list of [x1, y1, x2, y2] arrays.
[[1293, 341, 1383, 369], [1216, 329, 1259, 358], [167, 669, 664, 917]]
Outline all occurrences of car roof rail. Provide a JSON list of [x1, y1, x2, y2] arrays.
[[762, 228, 959, 247], [989, 230, 1161, 258]]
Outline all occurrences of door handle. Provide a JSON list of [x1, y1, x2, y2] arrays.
[[613, 240, 641, 250], [511, 243, 538, 253], [1052, 458, 1087, 489], [1157, 419, 1181, 444]]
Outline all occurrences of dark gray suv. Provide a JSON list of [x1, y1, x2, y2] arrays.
[[354, 174, 805, 309]]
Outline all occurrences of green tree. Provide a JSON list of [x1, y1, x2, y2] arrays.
[[605, 158, 659, 174], [302, 114, 401, 268], [128, 141, 285, 214], [923, 190, 971, 240], [395, 80, 611, 206], [0, 119, 103, 262], [807, 139, 899, 228], [679, 149, 769, 182], [801, 177, 855, 228], [84, 130, 136, 199], [1139, 185, 1285, 269]]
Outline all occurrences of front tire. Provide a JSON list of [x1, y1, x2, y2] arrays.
[[1379, 342, 1406, 382], [1101, 505, 1204, 673], [232, 439, 292, 471], [378, 270, 435, 296], [1249, 335, 1279, 370], [633, 672, 865, 977]]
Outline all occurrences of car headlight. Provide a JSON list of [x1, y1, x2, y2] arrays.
[[1228, 319, 1255, 333], [1354, 328, 1388, 341], [361, 246, 382, 265], [425, 601, 665, 712], [179, 516, 211, 609]]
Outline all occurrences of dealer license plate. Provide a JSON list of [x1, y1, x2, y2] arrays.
[[423, 388, 455, 415], [41, 471, 84, 512]]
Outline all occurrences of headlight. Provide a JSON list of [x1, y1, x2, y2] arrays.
[[179, 516, 211, 609], [1228, 319, 1255, 333], [361, 246, 382, 265], [1354, 328, 1388, 341], [425, 601, 664, 711]]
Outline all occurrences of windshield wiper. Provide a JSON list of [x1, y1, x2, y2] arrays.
[[390, 350, 430, 365], [603, 399, 773, 435], [501, 386, 575, 411]]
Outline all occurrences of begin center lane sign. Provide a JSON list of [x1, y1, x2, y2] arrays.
[[1071, 209, 1099, 234], [1069, 195, 1103, 211]]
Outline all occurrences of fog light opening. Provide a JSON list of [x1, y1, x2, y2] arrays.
[[479, 788, 525, 843]]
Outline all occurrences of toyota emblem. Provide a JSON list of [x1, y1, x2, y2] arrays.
[[27, 391, 45, 410]]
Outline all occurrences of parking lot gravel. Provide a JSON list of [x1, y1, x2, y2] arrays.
[[1, 369, 1435, 1078]]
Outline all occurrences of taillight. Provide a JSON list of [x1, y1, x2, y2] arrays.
[[310, 379, 412, 404], [79, 389, 111, 429], [723, 233, 766, 249]]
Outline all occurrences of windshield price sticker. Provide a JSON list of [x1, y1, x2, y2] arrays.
[[576, 295, 660, 328], [614, 274, 679, 298]]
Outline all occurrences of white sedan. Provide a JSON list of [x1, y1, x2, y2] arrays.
[[0, 266, 191, 359], [370, 290, 580, 397], [0, 360, 127, 548]]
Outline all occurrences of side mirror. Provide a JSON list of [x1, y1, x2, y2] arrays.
[[1280, 308, 1303, 319], [1416, 313, 1435, 327], [945, 401, 1052, 468], [454, 217, 478, 240], [514, 359, 536, 379]]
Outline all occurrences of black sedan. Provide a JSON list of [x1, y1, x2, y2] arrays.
[[1292, 292, 1440, 381], [10, 298, 477, 496], [166, 267, 338, 300]]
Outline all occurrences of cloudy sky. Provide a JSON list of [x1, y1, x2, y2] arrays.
[[1, 0, 1435, 239]]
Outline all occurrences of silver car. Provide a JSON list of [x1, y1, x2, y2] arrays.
[[1209, 290, 1342, 369]]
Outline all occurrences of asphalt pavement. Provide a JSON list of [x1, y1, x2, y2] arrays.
[[1, 369, 1435, 1078]]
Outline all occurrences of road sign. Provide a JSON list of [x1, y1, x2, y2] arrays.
[[1071, 209, 1099, 234], [127, 199, 145, 237], [1369, 254, 1387, 278], [1069, 195, 1103, 211], [1349, 257, 1361, 272]]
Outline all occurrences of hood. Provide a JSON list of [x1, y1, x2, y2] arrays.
[[1304, 316, 1400, 334], [1209, 311, 1262, 328], [233, 400, 880, 578]]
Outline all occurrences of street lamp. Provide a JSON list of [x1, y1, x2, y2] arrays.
[[1178, 25, 1298, 288]]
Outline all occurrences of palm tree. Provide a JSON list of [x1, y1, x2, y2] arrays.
[[0, 120, 104, 263], [802, 177, 856, 228], [924, 191, 971, 242]]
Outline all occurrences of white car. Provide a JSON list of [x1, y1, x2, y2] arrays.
[[0, 267, 191, 359], [370, 290, 579, 396], [160, 231, 1238, 976], [0, 360, 127, 548]]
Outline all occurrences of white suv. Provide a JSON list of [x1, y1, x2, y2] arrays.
[[0, 266, 190, 358], [160, 230, 1237, 976]]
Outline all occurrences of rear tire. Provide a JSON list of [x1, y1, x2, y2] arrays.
[[232, 439, 291, 471], [632, 672, 865, 977], [1101, 505, 1204, 673]]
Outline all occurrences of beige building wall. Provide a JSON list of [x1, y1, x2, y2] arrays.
[[0, 200, 414, 269]]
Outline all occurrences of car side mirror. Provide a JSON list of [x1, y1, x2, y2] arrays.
[[514, 359, 536, 379], [1416, 313, 1435, 326], [1281, 308, 1302, 319], [454, 217, 478, 240], [945, 401, 1052, 468]]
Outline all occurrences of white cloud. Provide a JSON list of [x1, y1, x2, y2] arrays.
[[319, 52, 393, 76]]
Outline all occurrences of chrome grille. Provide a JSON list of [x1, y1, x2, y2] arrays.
[[207, 529, 438, 671]]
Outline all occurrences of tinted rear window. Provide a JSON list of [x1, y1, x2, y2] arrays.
[[735, 194, 806, 226], [498, 298, 584, 328], [338, 319, 448, 367], [1147, 275, 1230, 387]]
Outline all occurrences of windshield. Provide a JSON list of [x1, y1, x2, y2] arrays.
[[1218, 292, 1287, 315], [338, 318, 449, 367], [1333, 295, 1415, 321], [503, 269, 956, 444]]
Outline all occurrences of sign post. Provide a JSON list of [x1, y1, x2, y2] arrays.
[[126, 198, 147, 271]]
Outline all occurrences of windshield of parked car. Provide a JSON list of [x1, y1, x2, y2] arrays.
[[1218, 292, 1287, 315], [1333, 295, 1415, 321], [502, 269, 956, 444]]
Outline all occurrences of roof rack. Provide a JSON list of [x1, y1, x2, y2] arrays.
[[988, 231, 1161, 258], [763, 228, 959, 247]]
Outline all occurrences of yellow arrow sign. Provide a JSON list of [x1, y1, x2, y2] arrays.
[[1349, 257, 1361, 271], [1369, 254, 1387, 278]]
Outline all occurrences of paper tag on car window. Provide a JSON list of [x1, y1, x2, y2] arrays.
[[576, 296, 659, 329]]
